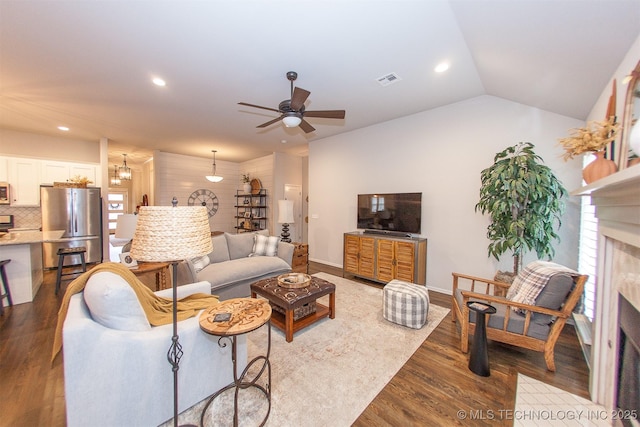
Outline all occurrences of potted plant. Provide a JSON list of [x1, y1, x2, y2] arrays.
[[242, 173, 252, 194], [475, 142, 567, 277]]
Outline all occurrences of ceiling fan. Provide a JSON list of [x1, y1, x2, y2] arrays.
[[238, 71, 346, 134]]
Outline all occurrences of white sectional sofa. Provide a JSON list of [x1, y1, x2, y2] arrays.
[[62, 271, 246, 427], [177, 230, 294, 300]]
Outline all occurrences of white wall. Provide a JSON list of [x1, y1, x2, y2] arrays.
[[154, 151, 241, 233], [309, 95, 585, 293]]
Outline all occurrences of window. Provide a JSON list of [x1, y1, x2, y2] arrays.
[[107, 190, 128, 234]]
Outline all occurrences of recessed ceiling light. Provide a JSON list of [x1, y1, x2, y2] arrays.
[[152, 77, 166, 87], [281, 139, 287, 144], [434, 62, 450, 73], [58, 126, 69, 131]]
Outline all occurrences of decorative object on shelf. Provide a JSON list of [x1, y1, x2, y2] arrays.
[[278, 199, 294, 243], [118, 154, 132, 181], [277, 272, 311, 289], [242, 173, 252, 194], [250, 178, 262, 195], [110, 164, 121, 186], [619, 59, 640, 170], [130, 204, 212, 427], [582, 150, 618, 184], [558, 117, 620, 161], [476, 142, 567, 275], [188, 189, 219, 217], [205, 149, 223, 183], [53, 175, 93, 188]]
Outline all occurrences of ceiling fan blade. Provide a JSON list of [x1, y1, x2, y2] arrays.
[[290, 87, 311, 111], [299, 119, 315, 133], [304, 110, 346, 119], [257, 115, 284, 128], [238, 102, 281, 113]]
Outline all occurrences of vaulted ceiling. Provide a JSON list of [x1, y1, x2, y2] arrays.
[[1, 1, 638, 166]]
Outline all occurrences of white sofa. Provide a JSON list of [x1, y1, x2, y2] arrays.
[[177, 230, 294, 300], [62, 271, 247, 427]]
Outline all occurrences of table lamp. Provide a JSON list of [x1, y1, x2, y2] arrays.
[[114, 213, 138, 241], [130, 203, 212, 427], [277, 199, 294, 243]]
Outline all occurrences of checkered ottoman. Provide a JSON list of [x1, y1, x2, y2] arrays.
[[383, 279, 430, 329]]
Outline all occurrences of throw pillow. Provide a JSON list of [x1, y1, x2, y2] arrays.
[[190, 254, 211, 273], [251, 234, 279, 257], [83, 271, 151, 331]]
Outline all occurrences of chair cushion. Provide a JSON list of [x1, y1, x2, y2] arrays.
[[455, 289, 550, 339], [251, 234, 278, 257], [531, 274, 574, 325], [208, 234, 230, 264], [83, 272, 151, 331]]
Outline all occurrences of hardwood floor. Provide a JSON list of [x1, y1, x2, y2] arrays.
[[0, 262, 590, 426]]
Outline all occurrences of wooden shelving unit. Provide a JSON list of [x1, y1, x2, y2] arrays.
[[234, 189, 267, 233]]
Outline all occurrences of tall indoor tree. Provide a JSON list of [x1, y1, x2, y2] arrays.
[[476, 142, 567, 276]]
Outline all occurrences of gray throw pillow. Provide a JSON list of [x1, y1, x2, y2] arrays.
[[208, 234, 230, 263], [532, 273, 574, 325], [225, 232, 256, 259]]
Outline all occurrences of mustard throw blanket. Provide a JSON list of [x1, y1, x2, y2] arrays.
[[51, 262, 219, 363]]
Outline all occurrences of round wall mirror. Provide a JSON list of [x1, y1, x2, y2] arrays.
[[620, 60, 640, 169]]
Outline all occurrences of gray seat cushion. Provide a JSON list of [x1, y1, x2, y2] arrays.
[[197, 255, 290, 289], [455, 289, 550, 340]]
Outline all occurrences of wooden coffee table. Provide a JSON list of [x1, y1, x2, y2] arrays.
[[251, 276, 336, 342]]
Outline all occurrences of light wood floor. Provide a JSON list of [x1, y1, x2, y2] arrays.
[[0, 262, 590, 426]]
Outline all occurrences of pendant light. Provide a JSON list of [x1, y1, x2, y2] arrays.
[[205, 150, 223, 182], [118, 154, 132, 181], [110, 164, 121, 186]]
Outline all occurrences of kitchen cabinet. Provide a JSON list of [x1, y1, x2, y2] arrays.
[[343, 231, 427, 285], [41, 160, 98, 185], [9, 158, 40, 206]]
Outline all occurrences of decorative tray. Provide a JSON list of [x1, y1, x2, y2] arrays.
[[250, 178, 262, 195], [277, 273, 311, 289]]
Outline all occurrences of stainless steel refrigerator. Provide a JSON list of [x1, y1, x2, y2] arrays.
[[41, 185, 102, 268]]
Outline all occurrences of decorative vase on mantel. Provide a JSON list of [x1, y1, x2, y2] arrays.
[[582, 151, 618, 184], [243, 182, 252, 194]]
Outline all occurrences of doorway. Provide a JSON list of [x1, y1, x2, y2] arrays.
[[284, 184, 302, 243]]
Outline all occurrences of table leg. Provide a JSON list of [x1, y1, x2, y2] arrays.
[[329, 291, 336, 319], [160, 267, 167, 290], [285, 308, 294, 342]]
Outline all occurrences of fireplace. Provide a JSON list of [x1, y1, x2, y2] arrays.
[[616, 294, 640, 427], [572, 165, 640, 416]]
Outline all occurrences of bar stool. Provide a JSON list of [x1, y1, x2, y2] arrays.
[[0, 259, 13, 315], [55, 247, 87, 295]]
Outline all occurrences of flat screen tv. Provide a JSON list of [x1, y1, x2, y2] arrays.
[[357, 192, 422, 236]]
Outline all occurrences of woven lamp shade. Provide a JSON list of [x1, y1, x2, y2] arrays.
[[130, 206, 212, 262]]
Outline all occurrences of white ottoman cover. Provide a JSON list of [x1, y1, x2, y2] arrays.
[[383, 279, 430, 329]]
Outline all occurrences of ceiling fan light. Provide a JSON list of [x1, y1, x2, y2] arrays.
[[283, 114, 302, 128]]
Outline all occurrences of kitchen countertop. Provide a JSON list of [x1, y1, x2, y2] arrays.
[[0, 230, 94, 246]]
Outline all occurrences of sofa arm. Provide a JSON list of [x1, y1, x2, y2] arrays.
[[155, 281, 212, 299], [277, 241, 295, 266]]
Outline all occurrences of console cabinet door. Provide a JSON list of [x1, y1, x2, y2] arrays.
[[394, 241, 416, 282], [376, 239, 395, 282], [358, 236, 376, 279], [343, 234, 360, 275]]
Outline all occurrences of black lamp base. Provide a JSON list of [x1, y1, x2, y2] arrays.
[[280, 223, 291, 243]]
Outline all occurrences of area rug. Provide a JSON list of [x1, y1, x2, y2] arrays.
[[169, 273, 449, 427]]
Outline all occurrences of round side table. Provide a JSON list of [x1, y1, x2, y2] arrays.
[[466, 301, 497, 377], [199, 298, 272, 427]]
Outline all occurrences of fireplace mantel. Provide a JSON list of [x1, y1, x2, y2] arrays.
[[571, 164, 640, 411]]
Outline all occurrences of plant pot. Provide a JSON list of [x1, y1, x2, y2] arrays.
[[243, 183, 252, 194], [582, 151, 617, 184]]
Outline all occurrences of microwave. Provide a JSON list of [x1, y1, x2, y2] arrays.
[[0, 182, 9, 205]]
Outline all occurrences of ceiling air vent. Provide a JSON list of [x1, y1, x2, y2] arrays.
[[376, 72, 402, 87]]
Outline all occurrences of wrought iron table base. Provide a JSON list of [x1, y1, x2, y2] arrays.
[[200, 321, 272, 427]]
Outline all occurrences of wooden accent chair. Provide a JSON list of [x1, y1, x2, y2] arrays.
[[451, 269, 587, 371]]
